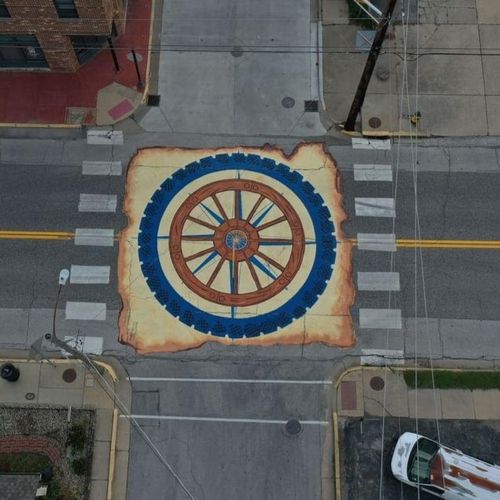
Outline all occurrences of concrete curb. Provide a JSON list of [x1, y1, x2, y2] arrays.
[[0, 351, 131, 500]]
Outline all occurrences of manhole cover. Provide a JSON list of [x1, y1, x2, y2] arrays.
[[231, 46, 244, 58], [368, 116, 382, 129], [25, 392, 35, 400], [62, 368, 77, 383], [285, 419, 302, 435], [281, 96, 295, 109], [370, 376, 385, 391]]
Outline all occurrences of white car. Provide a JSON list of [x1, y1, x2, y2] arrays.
[[391, 432, 500, 499]]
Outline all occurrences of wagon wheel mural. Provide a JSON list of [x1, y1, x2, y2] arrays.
[[169, 179, 305, 308], [119, 146, 355, 352]]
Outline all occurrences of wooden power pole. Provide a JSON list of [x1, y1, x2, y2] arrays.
[[343, 0, 399, 131]]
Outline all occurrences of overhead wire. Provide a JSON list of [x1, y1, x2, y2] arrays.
[[377, 0, 411, 497]]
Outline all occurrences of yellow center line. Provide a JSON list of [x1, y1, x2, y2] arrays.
[[0, 230, 75, 240], [347, 238, 500, 249], [0, 231, 499, 250]]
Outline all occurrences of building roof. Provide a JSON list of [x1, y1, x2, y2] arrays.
[[0, 473, 40, 500]]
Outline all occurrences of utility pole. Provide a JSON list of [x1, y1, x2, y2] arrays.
[[343, 0, 398, 131]]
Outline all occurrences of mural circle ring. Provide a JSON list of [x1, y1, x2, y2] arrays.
[[138, 153, 337, 339], [168, 179, 306, 307]]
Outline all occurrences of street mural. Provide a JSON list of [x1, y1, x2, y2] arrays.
[[118, 145, 355, 353]]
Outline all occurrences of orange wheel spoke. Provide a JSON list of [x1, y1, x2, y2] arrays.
[[233, 261, 239, 294], [206, 258, 225, 287], [246, 194, 265, 222], [211, 194, 229, 221], [254, 251, 285, 272], [181, 235, 214, 241], [256, 215, 287, 231], [186, 216, 218, 231], [246, 259, 262, 290], [185, 246, 215, 262]]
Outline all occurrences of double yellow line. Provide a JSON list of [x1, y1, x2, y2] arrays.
[[1, 231, 500, 250], [0, 230, 74, 241], [349, 238, 500, 250]]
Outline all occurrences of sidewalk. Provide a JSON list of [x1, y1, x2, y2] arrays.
[[336, 366, 500, 420], [0, 0, 153, 127], [321, 0, 500, 137], [0, 355, 131, 500]]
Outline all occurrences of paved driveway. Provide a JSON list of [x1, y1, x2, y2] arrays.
[[140, 0, 325, 136]]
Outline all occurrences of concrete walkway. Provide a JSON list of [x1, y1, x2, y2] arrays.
[[336, 366, 500, 420], [321, 0, 500, 137], [0, 355, 131, 500]]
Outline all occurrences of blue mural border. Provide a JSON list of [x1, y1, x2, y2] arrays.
[[138, 153, 337, 339]]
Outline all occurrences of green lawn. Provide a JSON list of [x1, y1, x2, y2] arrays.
[[403, 370, 500, 390]]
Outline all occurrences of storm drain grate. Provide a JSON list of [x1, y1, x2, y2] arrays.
[[304, 100, 319, 112], [147, 94, 161, 107]]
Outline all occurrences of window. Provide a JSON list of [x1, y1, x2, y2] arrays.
[[71, 35, 107, 64], [53, 0, 78, 19], [408, 438, 439, 484], [0, 35, 48, 68], [0, 0, 10, 18]]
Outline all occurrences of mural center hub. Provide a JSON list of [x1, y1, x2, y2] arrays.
[[225, 229, 248, 251], [213, 219, 259, 262]]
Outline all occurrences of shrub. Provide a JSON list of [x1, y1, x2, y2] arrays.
[[70, 457, 88, 476], [67, 422, 87, 452]]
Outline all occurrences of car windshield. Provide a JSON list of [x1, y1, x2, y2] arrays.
[[408, 438, 440, 484]]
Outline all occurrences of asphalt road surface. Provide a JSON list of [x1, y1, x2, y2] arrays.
[[342, 417, 500, 500]]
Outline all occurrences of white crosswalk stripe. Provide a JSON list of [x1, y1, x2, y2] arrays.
[[357, 272, 400, 291], [359, 308, 402, 329], [65, 301, 107, 321], [86, 129, 124, 145], [360, 349, 405, 366], [82, 161, 122, 176], [357, 233, 396, 252], [351, 138, 391, 150], [74, 228, 114, 247], [355, 197, 395, 217], [353, 163, 392, 182], [70, 265, 110, 284], [78, 194, 117, 212]]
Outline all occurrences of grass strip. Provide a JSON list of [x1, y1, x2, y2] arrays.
[[403, 370, 500, 390]]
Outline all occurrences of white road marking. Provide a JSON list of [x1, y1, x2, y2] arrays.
[[361, 349, 405, 366], [63, 335, 104, 355], [357, 233, 396, 252], [82, 161, 122, 176], [74, 228, 114, 247], [70, 265, 110, 284], [78, 194, 117, 212], [353, 164, 392, 182], [129, 377, 332, 385], [359, 308, 402, 329], [355, 197, 395, 218], [65, 301, 106, 321], [86, 129, 124, 145], [357, 272, 400, 291], [120, 415, 329, 425], [352, 138, 391, 150]]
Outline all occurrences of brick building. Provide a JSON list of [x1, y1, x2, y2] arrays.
[[0, 0, 127, 72]]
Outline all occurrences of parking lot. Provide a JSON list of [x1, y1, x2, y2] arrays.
[[341, 417, 500, 499]]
